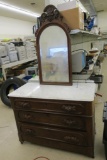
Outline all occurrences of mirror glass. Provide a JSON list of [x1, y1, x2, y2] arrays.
[[39, 25, 69, 82]]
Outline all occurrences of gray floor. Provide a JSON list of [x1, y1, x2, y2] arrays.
[[0, 59, 106, 160]]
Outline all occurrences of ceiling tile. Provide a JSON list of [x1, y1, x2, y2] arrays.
[[92, 0, 107, 11], [0, 0, 45, 13]]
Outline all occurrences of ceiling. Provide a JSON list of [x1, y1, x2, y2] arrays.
[[80, 0, 107, 16], [92, 0, 107, 12], [0, 0, 107, 22], [0, 0, 45, 22]]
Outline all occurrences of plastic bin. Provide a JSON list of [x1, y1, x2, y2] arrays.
[[22, 75, 33, 82]]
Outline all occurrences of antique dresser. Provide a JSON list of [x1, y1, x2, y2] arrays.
[[9, 82, 96, 158]]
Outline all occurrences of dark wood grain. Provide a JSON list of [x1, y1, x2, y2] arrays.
[[13, 98, 94, 116], [10, 97, 95, 158]]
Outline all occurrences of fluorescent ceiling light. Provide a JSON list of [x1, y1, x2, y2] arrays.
[[0, 2, 40, 17]]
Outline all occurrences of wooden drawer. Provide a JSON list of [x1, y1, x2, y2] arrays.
[[13, 99, 93, 116], [19, 123, 92, 146], [17, 111, 93, 131]]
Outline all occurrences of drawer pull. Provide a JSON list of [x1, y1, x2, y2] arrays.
[[64, 136, 79, 144], [25, 129, 34, 134], [16, 102, 29, 108], [64, 119, 76, 126], [24, 114, 31, 119], [62, 105, 76, 112], [21, 102, 29, 108]]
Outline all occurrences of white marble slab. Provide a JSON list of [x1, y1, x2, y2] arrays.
[[29, 76, 39, 82], [28, 76, 95, 83], [8, 82, 96, 102]]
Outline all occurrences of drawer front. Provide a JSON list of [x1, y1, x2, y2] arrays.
[[19, 123, 91, 146], [17, 111, 92, 131], [14, 100, 93, 116]]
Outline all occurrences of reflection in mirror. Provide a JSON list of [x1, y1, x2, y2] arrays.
[[39, 25, 69, 82]]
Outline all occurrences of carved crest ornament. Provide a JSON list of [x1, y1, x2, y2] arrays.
[[36, 5, 70, 35], [35, 4, 72, 85]]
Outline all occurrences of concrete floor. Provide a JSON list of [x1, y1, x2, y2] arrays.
[[0, 58, 106, 160]]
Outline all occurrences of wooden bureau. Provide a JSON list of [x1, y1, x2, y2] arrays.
[[9, 82, 96, 158]]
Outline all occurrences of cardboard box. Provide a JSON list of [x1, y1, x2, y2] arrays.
[[26, 51, 36, 58], [0, 46, 7, 57], [57, 0, 79, 11], [0, 56, 10, 65], [16, 46, 27, 60], [60, 7, 84, 30], [5, 43, 15, 52], [16, 46, 26, 52], [8, 51, 18, 62]]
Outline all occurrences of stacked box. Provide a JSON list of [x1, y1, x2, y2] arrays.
[[60, 7, 84, 30], [5, 43, 16, 52], [5, 43, 18, 62], [0, 45, 9, 65], [9, 51, 18, 62], [25, 42, 36, 58], [0, 56, 10, 65], [16, 46, 27, 60], [0, 46, 7, 57]]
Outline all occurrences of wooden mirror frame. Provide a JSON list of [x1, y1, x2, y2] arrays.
[[36, 5, 72, 85]]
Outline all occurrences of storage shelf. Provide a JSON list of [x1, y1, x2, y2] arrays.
[[2, 57, 37, 69], [70, 29, 99, 37], [72, 51, 100, 80], [70, 29, 100, 45], [98, 37, 107, 40], [2, 57, 37, 80]]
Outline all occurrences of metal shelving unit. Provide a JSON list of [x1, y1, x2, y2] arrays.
[[70, 29, 101, 81], [70, 29, 99, 45], [1, 57, 37, 80]]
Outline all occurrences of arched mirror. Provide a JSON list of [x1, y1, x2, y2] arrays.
[[36, 5, 72, 85]]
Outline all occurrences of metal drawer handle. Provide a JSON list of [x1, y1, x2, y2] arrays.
[[64, 136, 79, 144], [25, 129, 34, 134], [62, 105, 76, 112], [21, 102, 29, 108], [64, 119, 76, 126], [24, 114, 31, 119], [16, 102, 29, 108]]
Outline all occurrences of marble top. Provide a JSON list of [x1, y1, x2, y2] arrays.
[[8, 82, 96, 102]]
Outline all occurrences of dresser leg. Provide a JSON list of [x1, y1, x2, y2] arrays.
[[20, 141, 24, 144], [86, 148, 94, 158], [90, 149, 95, 158], [91, 155, 95, 158], [18, 135, 24, 144]]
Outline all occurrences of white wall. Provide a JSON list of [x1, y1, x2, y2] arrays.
[[0, 16, 35, 39], [45, 0, 50, 6], [98, 11, 107, 32]]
